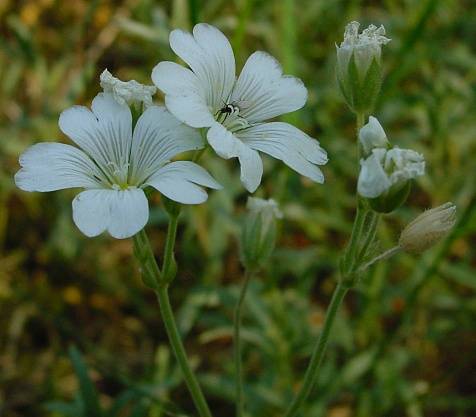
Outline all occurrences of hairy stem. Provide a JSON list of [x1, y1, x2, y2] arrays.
[[359, 246, 401, 272], [234, 269, 253, 417], [156, 285, 212, 417], [284, 283, 349, 417], [133, 222, 213, 417]]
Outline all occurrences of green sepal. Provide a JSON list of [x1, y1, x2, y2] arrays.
[[368, 180, 412, 213], [240, 211, 277, 271], [360, 57, 382, 112], [338, 53, 383, 115], [132, 232, 159, 290], [161, 256, 178, 285]]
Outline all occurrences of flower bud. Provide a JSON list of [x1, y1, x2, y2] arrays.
[[100, 69, 157, 108], [240, 197, 282, 270], [336, 21, 390, 114], [399, 203, 456, 253], [358, 147, 425, 213], [359, 116, 389, 156]]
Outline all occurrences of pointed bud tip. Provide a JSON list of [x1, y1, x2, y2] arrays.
[[399, 202, 457, 253]]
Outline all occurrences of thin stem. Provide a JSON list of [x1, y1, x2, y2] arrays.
[[156, 285, 213, 417], [357, 212, 380, 262], [234, 269, 253, 417], [359, 246, 401, 272], [356, 112, 365, 131], [284, 283, 349, 417], [133, 224, 213, 417], [342, 201, 367, 275], [161, 214, 179, 283], [133, 229, 161, 289]]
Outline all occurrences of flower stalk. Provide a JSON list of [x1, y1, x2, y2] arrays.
[[284, 282, 349, 417], [234, 269, 253, 417], [133, 220, 213, 417]]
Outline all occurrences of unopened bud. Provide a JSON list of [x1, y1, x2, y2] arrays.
[[240, 197, 282, 270], [336, 21, 390, 114], [399, 202, 456, 253], [359, 116, 389, 156]]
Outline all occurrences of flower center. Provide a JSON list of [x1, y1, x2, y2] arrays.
[[106, 161, 131, 189], [215, 102, 250, 133]]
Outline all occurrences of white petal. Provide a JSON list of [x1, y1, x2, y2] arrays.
[[207, 122, 263, 192], [151, 62, 214, 128], [231, 52, 307, 123], [150, 160, 221, 189], [129, 106, 204, 184], [72, 188, 149, 239], [359, 116, 388, 155], [169, 24, 235, 111], [207, 122, 242, 159], [15, 143, 103, 192], [59, 93, 132, 177], [165, 94, 216, 128], [357, 152, 391, 198], [152, 61, 204, 97], [238, 122, 326, 183], [147, 161, 220, 204], [237, 144, 263, 193]]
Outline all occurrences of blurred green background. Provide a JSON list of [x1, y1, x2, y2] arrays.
[[1, 0, 475, 416]]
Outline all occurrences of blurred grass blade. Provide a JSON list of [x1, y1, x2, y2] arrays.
[[68, 345, 103, 417]]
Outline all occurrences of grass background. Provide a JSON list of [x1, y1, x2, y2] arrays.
[[0, 0, 475, 416]]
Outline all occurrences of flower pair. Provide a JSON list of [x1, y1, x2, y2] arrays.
[[15, 23, 328, 239]]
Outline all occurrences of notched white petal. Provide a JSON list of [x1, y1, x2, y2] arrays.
[[72, 188, 149, 239], [59, 93, 132, 180], [238, 122, 326, 184], [207, 122, 263, 192], [169, 23, 235, 110], [15, 142, 102, 192], [130, 106, 205, 183], [231, 51, 308, 123], [147, 160, 221, 205]]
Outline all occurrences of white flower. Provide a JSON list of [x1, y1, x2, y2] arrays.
[[359, 116, 389, 156], [15, 93, 221, 239], [151, 23, 327, 193], [399, 202, 456, 253], [100, 69, 157, 108], [358, 147, 425, 199], [336, 21, 390, 80]]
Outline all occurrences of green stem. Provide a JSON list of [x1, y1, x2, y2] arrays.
[[133, 223, 213, 417], [234, 269, 253, 417], [284, 283, 349, 417], [357, 212, 380, 262], [156, 285, 213, 417], [358, 246, 401, 272], [342, 201, 367, 276], [161, 214, 179, 283], [356, 112, 365, 131]]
